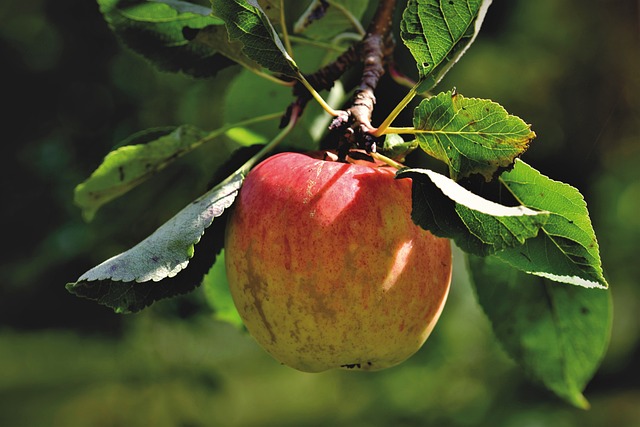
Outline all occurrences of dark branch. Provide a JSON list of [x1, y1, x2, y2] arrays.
[[331, 0, 397, 157], [283, 0, 398, 157]]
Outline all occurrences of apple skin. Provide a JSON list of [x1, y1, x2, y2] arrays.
[[224, 151, 452, 372]]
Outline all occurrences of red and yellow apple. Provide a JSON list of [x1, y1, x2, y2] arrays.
[[224, 151, 452, 372]]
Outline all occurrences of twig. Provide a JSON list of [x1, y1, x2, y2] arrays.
[[283, 0, 398, 156], [329, 0, 397, 158]]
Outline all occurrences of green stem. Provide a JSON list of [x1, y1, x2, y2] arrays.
[[287, 35, 345, 52], [328, 0, 366, 36], [248, 67, 294, 86], [372, 81, 421, 137], [280, 0, 294, 57], [200, 112, 283, 146], [298, 75, 340, 116], [235, 106, 301, 176], [332, 32, 364, 44], [377, 126, 418, 135]]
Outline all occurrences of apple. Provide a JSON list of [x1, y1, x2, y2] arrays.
[[224, 151, 452, 372]]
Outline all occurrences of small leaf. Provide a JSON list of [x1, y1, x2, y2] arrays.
[[381, 134, 418, 161], [413, 90, 535, 180], [400, 0, 492, 91], [469, 255, 612, 408], [74, 125, 208, 221], [98, 0, 234, 77], [202, 249, 244, 329], [211, 0, 300, 78], [397, 167, 549, 256], [496, 160, 609, 289], [66, 172, 243, 313]]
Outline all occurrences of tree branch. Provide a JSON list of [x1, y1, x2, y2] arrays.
[[330, 0, 397, 158], [283, 0, 397, 157]]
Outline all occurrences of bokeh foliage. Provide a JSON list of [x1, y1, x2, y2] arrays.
[[2, 0, 639, 425]]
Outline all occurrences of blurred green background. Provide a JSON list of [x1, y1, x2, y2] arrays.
[[1, 0, 639, 426]]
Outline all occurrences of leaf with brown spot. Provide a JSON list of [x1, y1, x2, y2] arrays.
[[74, 125, 208, 221]]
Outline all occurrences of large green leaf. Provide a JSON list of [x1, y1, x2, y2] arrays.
[[397, 167, 549, 256], [66, 172, 243, 313], [98, 0, 234, 77], [184, 24, 264, 73], [210, 0, 300, 78], [74, 112, 279, 221], [413, 90, 535, 180], [469, 255, 612, 408], [223, 68, 328, 151], [496, 160, 609, 289], [400, 0, 492, 91]]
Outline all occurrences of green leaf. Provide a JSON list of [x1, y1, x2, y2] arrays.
[[397, 167, 549, 256], [294, 0, 369, 40], [66, 172, 243, 313], [223, 68, 325, 151], [468, 255, 612, 408], [413, 90, 535, 180], [98, 0, 234, 77], [496, 160, 609, 289], [202, 249, 244, 329], [184, 24, 263, 73], [400, 0, 492, 91], [152, 0, 212, 15], [74, 125, 208, 221], [211, 0, 300, 78], [74, 112, 280, 221]]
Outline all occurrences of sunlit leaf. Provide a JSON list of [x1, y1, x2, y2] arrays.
[[66, 172, 243, 313], [400, 0, 492, 91], [185, 24, 263, 72], [469, 255, 612, 408], [397, 167, 548, 256], [211, 0, 300, 78], [413, 90, 535, 180], [496, 160, 609, 289]]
